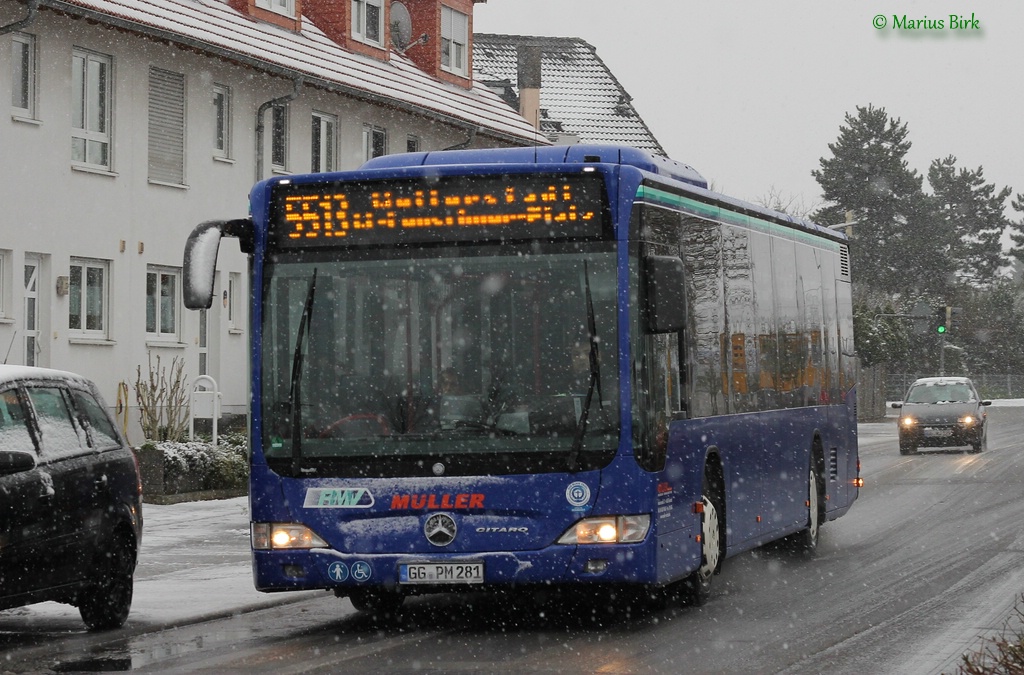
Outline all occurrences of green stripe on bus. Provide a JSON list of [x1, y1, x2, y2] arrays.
[[636, 185, 840, 251]]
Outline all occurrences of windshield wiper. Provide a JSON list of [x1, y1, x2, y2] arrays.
[[289, 269, 317, 469], [569, 261, 603, 472]]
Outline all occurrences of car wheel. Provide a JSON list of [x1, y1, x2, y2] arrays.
[[78, 529, 135, 630], [971, 426, 986, 453], [682, 469, 722, 607], [348, 588, 405, 617]]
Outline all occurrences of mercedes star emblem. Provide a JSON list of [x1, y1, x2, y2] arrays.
[[424, 513, 457, 547]]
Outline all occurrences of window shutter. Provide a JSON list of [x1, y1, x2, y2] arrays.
[[148, 67, 185, 184]]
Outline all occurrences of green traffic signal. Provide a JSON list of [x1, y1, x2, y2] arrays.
[[935, 306, 950, 334]]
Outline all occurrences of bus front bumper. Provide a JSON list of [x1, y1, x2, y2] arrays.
[[252, 542, 662, 592]]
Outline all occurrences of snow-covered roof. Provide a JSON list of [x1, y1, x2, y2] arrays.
[[473, 34, 666, 155], [40, 0, 545, 145]]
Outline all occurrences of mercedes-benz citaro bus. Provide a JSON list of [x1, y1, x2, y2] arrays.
[[182, 144, 861, 615]]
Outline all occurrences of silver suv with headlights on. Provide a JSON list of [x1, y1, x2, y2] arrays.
[[891, 376, 991, 455]]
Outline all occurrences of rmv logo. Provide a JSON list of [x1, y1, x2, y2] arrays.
[[303, 487, 375, 508]]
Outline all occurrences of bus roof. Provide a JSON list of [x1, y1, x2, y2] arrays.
[[360, 144, 709, 190], [355, 144, 845, 245]]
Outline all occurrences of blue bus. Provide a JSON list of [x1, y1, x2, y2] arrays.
[[183, 144, 860, 613]]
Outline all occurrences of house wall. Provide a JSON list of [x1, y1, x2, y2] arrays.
[[0, 5, 504, 445]]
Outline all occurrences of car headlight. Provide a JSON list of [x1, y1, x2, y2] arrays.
[[557, 515, 651, 544], [960, 415, 975, 426], [900, 417, 916, 428], [251, 523, 328, 550]]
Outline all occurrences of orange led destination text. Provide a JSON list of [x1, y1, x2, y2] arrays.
[[282, 184, 595, 239]]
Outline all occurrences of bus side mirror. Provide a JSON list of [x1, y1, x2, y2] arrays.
[[183, 218, 252, 310], [645, 255, 685, 333]]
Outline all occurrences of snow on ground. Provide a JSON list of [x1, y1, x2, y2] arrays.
[[5, 400, 1022, 629]]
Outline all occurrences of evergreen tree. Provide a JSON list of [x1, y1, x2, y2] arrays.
[[928, 156, 1011, 287], [812, 105, 939, 297], [955, 282, 1024, 375], [1008, 192, 1024, 266]]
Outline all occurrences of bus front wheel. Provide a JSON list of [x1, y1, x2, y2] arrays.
[[347, 588, 405, 617], [683, 472, 722, 606]]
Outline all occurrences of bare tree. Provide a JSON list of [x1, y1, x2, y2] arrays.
[[134, 354, 190, 441], [756, 185, 819, 220]]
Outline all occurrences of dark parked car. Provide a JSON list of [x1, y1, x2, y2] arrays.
[[891, 376, 992, 455], [0, 365, 142, 629]]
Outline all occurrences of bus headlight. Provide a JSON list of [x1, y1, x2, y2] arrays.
[[557, 515, 651, 545], [251, 523, 328, 550]]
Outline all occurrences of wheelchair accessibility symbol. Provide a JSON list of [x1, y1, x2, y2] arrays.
[[351, 561, 372, 582], [327, 562, 349, 582]]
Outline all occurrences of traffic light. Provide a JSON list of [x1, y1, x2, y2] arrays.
[[935, 307, 950, 335]]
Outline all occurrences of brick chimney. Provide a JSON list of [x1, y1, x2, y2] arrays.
[[517, 44, 542, 130]]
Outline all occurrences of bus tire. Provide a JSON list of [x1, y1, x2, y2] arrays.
[[348, 588, 405, 617], [683, 469, 722, 607], [791, 468, 821, 554]]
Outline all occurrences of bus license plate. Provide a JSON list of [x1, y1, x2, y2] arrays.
[[399, 562, 484, 584]]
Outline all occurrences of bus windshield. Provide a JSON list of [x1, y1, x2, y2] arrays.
[[259, 242, 620, 477]]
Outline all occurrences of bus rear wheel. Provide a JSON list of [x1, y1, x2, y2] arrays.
[[683, 473, 722, 606], [790, 469, 821, 554]]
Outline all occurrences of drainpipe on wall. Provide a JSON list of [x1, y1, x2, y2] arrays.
[[443, 126, 479, 151], [0, 0, 41, 35], [255, 77, 303, 183]]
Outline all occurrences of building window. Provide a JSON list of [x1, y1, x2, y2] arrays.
[[69, 258, 108, 337], [213, 84, 231, 159], [311, 112, 336, 173], [271, 103, 288, 171], [352, 0, 383, 45], [0, 249, 9, 319], [256, 0, 295, 18], [362, 124, 387, 161], [406, 135, 420, 153], [441, 6, 468, 76], [71, 49, 112, 169], [146, 266, 180, 339], [148, 67, 186, 185], [11, 32, 36, 118], [228, 271, 241, 330]]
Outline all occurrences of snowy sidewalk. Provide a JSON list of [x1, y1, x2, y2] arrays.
[[6, 408, 1020, 631], [0, 496, 308, 630]]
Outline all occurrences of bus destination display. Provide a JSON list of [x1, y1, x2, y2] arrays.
[[269, 173, 607, 247]]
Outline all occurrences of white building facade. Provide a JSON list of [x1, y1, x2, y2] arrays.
[[1, 0, 542, 444]]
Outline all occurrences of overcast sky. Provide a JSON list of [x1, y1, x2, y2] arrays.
[[474, 1, 1024, 221]]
